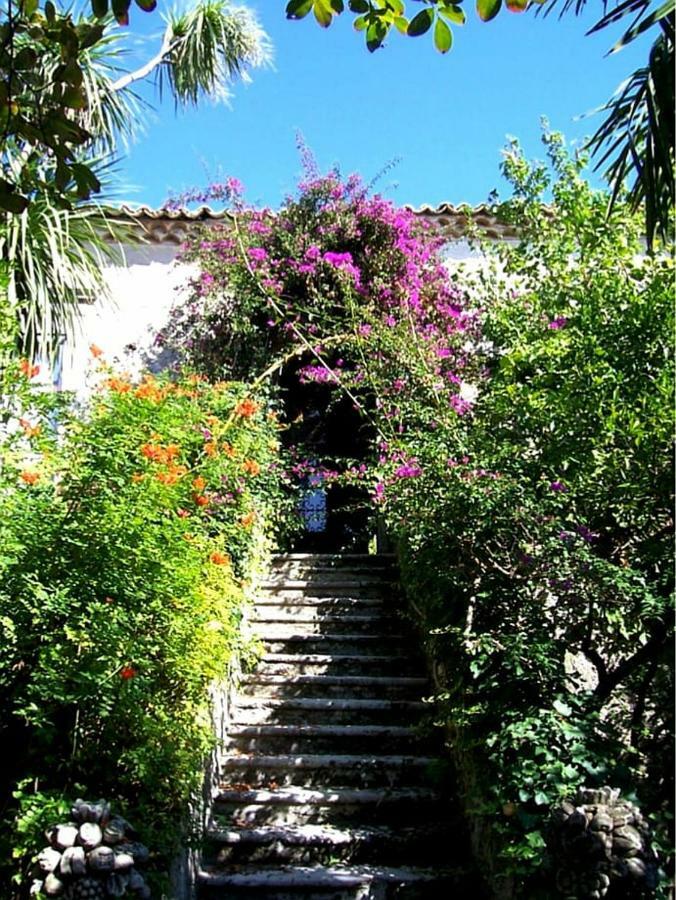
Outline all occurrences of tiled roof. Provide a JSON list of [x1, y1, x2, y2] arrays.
[[115, 203, 519, 244]]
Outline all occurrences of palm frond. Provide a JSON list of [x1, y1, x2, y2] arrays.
[[587, 30, 674, 247], [0, 191, 132, 361], [159, 1, 273, 107]]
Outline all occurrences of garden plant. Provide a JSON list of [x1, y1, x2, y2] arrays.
[[162, 131, 674, 894]]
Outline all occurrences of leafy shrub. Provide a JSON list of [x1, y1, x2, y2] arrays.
[[369, 133, 674, 890], [0, 358, 285, 892]]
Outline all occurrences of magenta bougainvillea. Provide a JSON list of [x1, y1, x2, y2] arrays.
[[158, 168, 483, 430]]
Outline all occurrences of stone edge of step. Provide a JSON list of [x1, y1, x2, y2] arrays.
[[214, 786, 439, 805], [197, 863, 459, 888]]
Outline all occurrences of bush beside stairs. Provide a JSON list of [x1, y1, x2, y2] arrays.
[[196, 553, 483, 899]]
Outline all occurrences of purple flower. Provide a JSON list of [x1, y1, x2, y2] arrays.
[[549, 316, 568, 330], [394, 461, 422, 479], [358, 324, 372, 337], [225, 176, 244, 197], [248, 247, 268, 262], [550, 481, 568, 492]]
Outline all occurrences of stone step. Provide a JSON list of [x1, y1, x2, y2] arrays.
[[225, 723, 430, 756], [197, 863, 468, 899], [272, 553, 396, 566], [254, 595, 386, 610], [231, 697, 427, 727], [213, 786, 444, 828], [238, 674, 428, 701], [261, 582, 393, 599], [251, 612, 399, 633], [220, 753, 450, 790], [205, 822, 456, 867], [261, 635, 411, 657], [255, 654, 422, 677]]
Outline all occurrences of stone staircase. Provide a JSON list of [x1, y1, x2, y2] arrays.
[[196, 553, 481, 899]]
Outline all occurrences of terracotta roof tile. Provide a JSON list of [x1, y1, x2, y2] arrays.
[[115, 203, 518, 244]]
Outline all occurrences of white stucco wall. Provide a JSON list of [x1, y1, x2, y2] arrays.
[[60, 237, 485, 394], [60, 242, 197, 394]]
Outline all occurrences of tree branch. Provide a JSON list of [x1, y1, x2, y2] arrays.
[[110, 27, 175, 94]]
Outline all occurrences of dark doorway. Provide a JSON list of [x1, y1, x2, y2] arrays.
[[279, 355, 374, 553]]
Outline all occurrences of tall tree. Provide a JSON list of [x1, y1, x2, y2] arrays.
[[0, 0, 271, 359]]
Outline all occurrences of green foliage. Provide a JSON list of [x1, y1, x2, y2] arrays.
[[366, 132, 674, 888], [0, 363, 285, 891]]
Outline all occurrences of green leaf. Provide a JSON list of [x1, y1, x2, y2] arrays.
[[505, 0, 528, 10], [366, 18, 387, 49], [44, 1, 56, 22], [62, 86, 87, 110], [21, 0, 39, 16], [134, 0, 157, 10], [111, 0, 130, 24], [407, 7, 434, 35], [349, 0, 369, 9], [286, 0, 314, 18], [314, 0, 334, 26], [476, 0, 501, 21], [434, 16, 453, 52], [91, 0, 108, 16], [440, 4, 466, 24], [393, 14, 409, 32], [63, 60, 83, 87], [353, 13, 369, 29], [0, 190, 29, 214], [387, 0, 405, 13], [329, 0, 345, 11]]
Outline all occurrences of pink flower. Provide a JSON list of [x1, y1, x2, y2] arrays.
[[248, 247, 268, 263], [549, 316, 568, 330]]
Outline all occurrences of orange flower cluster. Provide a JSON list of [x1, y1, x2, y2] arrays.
[[20, 470, 40, 485], [240, 511, 256, 528], [242, 459, 261, 476], [135, 376, 168, 404], [19, 418, 41, 438], [19, 359, 40, 379], [210, 551, 230, 566], [156, 465, 187, 486], [141, 442, 180, 464], [235, 398, 259, 418], [139, 441, 186, 485], [89, 344, 104, 358], [105, 376, 131, 394], [192, 476, 207, 492], [193, 493, 209, 507]]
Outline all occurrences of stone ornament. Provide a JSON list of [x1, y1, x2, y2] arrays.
[[30, 800, 150, 898], [549, 786, 659, 898]]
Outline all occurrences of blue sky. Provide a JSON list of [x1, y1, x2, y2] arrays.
[[114, 1, 650, 210]]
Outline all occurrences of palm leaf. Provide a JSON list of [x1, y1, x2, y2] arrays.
[[0, 188, 132, 361], [587, 30, 674, 247], [158, 1, 273, 107]]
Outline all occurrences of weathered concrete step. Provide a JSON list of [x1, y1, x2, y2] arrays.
[[251, 613, 399, 633], [261, 635, 411, 657], [261, 586, 392, 600], [220, 753, 450, 790], [206, 822, 455, 866], [213, 786, 445, 828], [254, 595, 385, 610], [231, 697, 426, 726], [272, 553, 396, 565], [225, 724, 430, 755], [256, 654, 422, 677], [197, 863, 468, 899], [239, 674, 428, 700]]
